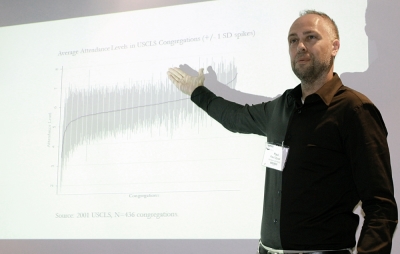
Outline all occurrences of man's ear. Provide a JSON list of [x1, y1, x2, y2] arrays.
[[332, 39, 340, 57]]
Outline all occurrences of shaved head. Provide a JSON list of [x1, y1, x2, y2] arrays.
[[288, 11, 340, 85], [299, 10, 339, 41]]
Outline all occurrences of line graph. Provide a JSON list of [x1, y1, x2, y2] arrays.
[[56, 57, 247, 195]]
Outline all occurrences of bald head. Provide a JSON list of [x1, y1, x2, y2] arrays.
[[299, 10, 340, 41], [287, 11, 340, 85]]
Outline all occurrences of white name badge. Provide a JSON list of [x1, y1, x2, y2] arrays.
[[262, 142, 289, 171]]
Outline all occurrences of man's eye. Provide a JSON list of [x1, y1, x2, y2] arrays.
[[289, 39, 298, 44]]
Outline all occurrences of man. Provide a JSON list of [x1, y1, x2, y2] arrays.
[[167, 10, 397, 254]]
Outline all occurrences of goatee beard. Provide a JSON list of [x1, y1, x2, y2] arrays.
[[292, 54, 333, 84]]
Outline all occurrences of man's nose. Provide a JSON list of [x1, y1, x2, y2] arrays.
[[297, 41, 306, 52]]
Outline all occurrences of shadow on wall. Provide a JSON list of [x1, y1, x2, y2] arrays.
[[341, 0, 400, 178], [340, 0, 400, 251]]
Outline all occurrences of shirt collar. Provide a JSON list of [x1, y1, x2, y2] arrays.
[[315, 73, 343, 106], [288, 73, 343, 106]]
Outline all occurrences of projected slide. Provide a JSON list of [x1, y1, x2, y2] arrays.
[[0, 0, 368, 240], [58, 59, 240, 195]]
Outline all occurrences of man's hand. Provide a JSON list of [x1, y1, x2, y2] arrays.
[[167, 67, 205, 95]]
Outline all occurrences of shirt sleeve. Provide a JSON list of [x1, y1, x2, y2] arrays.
[[344, 102, 398, 253], [190, 86, 269, 136]]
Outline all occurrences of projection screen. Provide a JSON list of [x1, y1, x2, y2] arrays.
[[1, 0, 399, 253]]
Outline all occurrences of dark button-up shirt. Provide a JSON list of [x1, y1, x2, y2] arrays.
[[191, 74, 397, 253]]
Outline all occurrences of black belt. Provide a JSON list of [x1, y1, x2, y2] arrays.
[[258, 246, 351, 254]]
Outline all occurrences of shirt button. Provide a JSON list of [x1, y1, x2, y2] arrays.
[[273, 219, 278, 224], [277, 190, 281, 195]]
